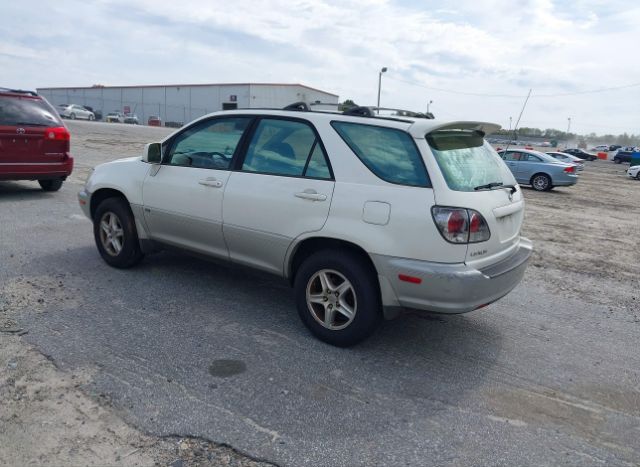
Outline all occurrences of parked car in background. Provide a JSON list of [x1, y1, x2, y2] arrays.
[[562, 148, 598, 161], [590, 145, 609, 152], [627, 165, 640, 180], [124, 114, 139, 124], [546, 151, 585, 171], [613, 147, 638, 164], [105, 111, 124, 123], [609, 145, 621, 152], [58, 104, 95, 121], [0, 88, 73, 191], [83, 106, 102, 121], [498, 148, 578, 191], [148, 115, 162, 126], [78, 106, 532, 346]]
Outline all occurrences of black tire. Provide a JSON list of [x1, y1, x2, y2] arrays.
[[636, 172, 640, 180], [531, 173, 552, 191], [88, 114, 94, 121], [70, 113, 76, 120], [93, 197, 144, 268], [38, 179, 63, 191], [294, 249, 382, 347], [614, 158, 621, 164]]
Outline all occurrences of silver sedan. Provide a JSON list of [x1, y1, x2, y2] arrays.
[[498, 149, 579, 191]]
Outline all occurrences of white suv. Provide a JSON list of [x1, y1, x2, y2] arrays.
[[78, 105, 532, 346]]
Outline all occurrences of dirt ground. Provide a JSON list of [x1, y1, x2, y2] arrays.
[[1, 121, 638, 466]]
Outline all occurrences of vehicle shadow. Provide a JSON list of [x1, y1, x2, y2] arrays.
[[0, 181, 51, 200], [17, 246, 504, 465]]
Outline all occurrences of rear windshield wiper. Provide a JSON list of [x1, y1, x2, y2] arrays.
[[474, 182, 517, 194], [11, 122, 49, 127]]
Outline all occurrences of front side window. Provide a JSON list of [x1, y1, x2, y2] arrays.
[[427, 130, 515, 192], [331, 121, 429, 187], [242, 118, 331, 178], [166, 117, 250, 170]]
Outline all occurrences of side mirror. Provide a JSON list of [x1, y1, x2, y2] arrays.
[[143, 142, 162, 163]]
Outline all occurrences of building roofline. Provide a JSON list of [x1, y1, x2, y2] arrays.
[[36, 82, 339, 97]]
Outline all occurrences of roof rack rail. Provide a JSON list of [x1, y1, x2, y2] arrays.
[[343, 106, 374, 117], [373, 107, 435, 119], [282, 101, 310, 111], [0, 87, 38, 96]]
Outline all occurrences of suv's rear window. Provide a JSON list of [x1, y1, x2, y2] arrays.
[[427, 130, 514, 192], [0, 96, 62, 126], [331, 121, 430, 187]]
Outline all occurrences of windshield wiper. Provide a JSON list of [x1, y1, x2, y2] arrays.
[[12, 122, 49, 127], [474, 182, 517, 194]]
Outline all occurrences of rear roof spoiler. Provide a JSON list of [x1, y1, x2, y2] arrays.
[[408, 120, 501, 139]]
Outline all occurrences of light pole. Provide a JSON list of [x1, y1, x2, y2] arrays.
[[509, 116, 512, 132], [377, 67, 387, 115], [566, 117, 571, 147], [427, 100, 433, 114]]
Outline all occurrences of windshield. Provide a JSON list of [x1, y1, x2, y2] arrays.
[[427, 130, 514, 192]]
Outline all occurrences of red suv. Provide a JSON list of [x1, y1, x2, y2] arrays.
[[0, 88, 73, 191]]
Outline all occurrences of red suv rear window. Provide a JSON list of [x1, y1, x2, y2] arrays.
[[0, 95, 62, 127]]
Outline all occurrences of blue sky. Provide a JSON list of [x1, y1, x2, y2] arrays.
[[2, 0, 639, 135]]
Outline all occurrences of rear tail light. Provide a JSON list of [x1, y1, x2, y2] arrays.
[[563, 165, 576, 173], [431, 207, 491, 244], [44, 127, 70, 141]]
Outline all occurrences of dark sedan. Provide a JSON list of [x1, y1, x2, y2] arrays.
[[613, 147, 638, 164], [562, 148, 598, 161]]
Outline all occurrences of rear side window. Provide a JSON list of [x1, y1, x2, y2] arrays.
[[0, 96, 62, 126], [242, 118, 331, 179], [427, 130, 514, 192], [331, 121, 429, 187]]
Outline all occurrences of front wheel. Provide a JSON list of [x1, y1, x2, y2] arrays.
[[70, 113, 76, 120], [38, 179, 63, 191], [294, 250, 382, 347], [614, 158, 621, 164], [531, 173, 552, 191], [88, 114, 94, 121], [93, 198, 144, 268]]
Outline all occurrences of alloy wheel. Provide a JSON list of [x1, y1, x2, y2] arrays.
[[532, 175, 549, 191], [99, 212, 124, 256], [306, 269, 357, 330]]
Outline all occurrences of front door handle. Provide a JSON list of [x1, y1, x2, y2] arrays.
[[198, 178, 223, 188], [295, 190, 327, 201]]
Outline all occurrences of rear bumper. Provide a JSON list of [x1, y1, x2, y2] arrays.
[[372, 237, 532, 316], [553, 174, 578, 186], [0, 156, 74, 180]]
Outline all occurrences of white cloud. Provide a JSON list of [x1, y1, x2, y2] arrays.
[[1, 0, 639, 134]]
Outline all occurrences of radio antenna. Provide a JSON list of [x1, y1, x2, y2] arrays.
[[502, 88, 532, 153]]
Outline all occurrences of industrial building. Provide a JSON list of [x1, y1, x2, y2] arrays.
[[37, 83, 339, 126]]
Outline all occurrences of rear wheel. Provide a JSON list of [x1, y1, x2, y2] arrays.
[[294, 250, 382, 347], [38, 179, 63, 191], [93, 198, 144, 268], [88, 114, 94, 121], [70, 113, 76, 120], [614, 158, 622, 164], [531, 173, 551, 191]]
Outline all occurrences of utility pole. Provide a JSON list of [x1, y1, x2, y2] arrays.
[[509, 116, 512, 132], [427, 100, 433, 114], [376, 67, 387, 115], [567, 117, 571, 147]]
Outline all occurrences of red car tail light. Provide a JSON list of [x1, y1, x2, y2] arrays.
[[431, 207, 491, 244], [44, 127, 70, 141], [563, 165, 576, 173]]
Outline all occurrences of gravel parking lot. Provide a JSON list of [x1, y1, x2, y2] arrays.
[[1, 120, 639, 466]]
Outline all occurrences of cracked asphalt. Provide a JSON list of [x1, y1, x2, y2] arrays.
[[1, 121, 638, 466]]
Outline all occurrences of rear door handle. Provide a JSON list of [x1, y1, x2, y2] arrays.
[[198, 178, 223, 188], [295, 190, 327, 201]]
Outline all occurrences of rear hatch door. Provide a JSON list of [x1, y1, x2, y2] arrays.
[[0, 94, 67, 163], [419, 124, 524, 268]]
